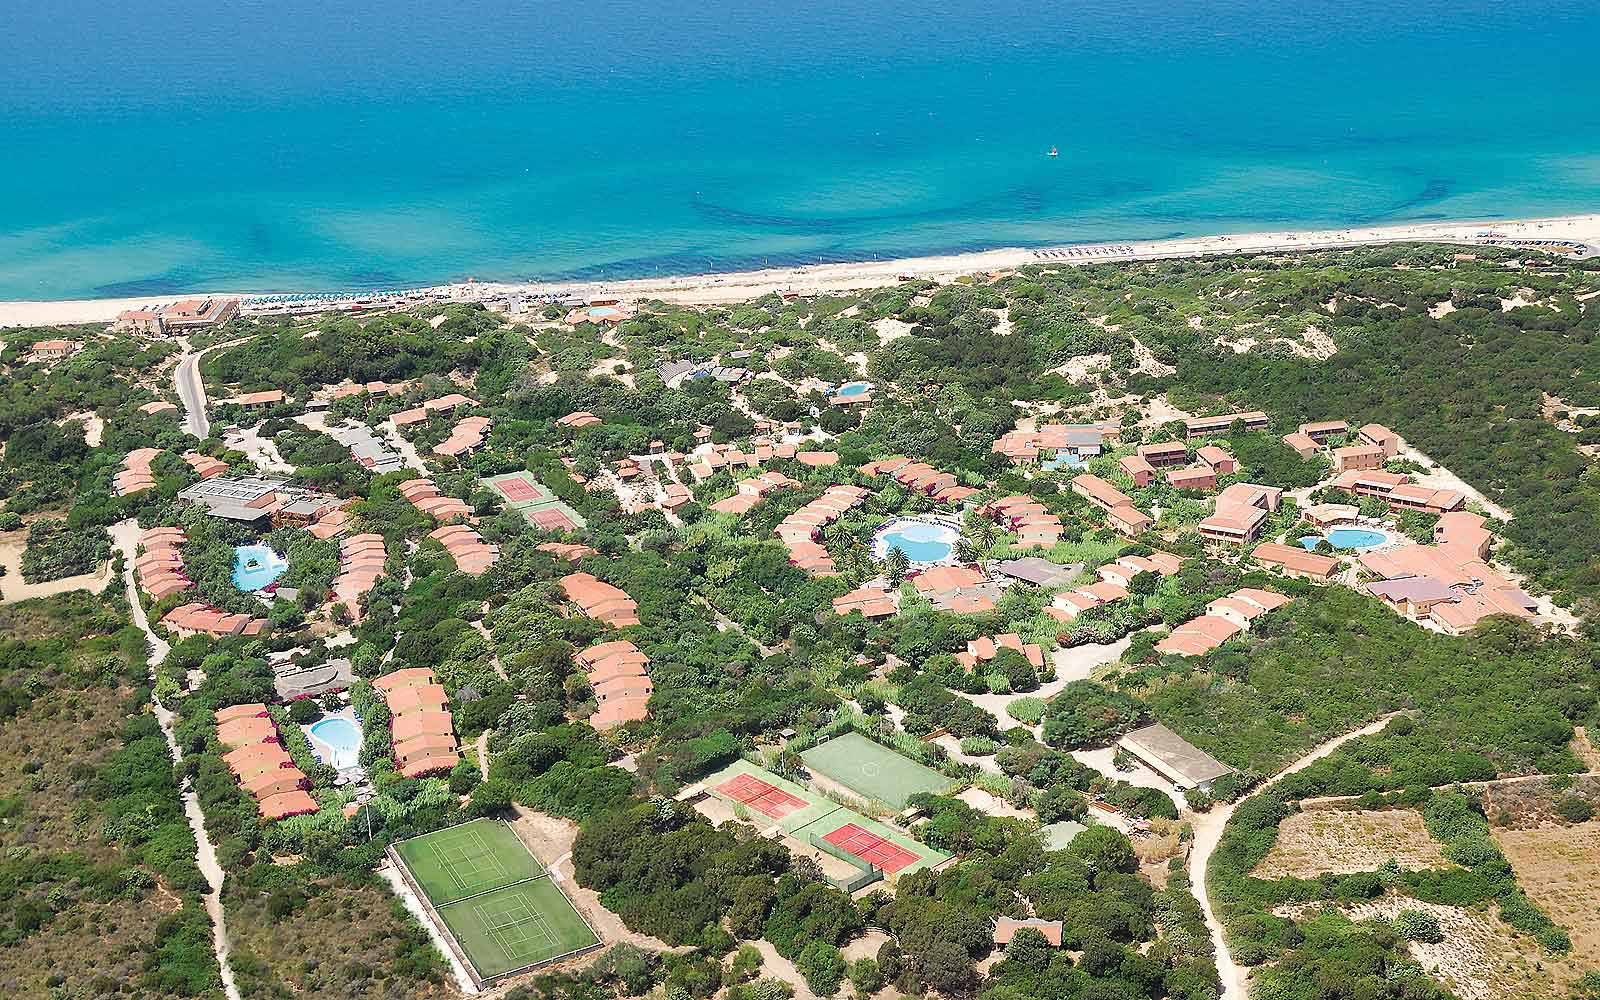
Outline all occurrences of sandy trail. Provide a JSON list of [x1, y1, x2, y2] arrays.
[[111, 518, 242, 1000], [1187, 712, 1408, 1000]]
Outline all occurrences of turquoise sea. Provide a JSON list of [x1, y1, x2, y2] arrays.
[[4, 0, 1599, 299]]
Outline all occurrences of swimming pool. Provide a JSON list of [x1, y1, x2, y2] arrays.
[[1300, 527, 1390, 551], [588, 305, 623, 319], [307, 715, 363, 770], [875, 518, 960, 564], [231, 544, 288, 591], [833, 381, 872, 398]]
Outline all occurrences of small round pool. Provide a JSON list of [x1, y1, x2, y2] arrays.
[[587, 305, 623, 319], [231, 544, 288, 591], [833, 381, 872, 398], [1300, 527, 1389, 551], [876, 518, 959, 564], [308, 716, 363, 770]]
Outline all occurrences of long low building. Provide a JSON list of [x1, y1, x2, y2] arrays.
[[560, 572, 639, 627], [400, 478, 472, 522], [1070, 475, 1151, 537], [332, 533, 386, 622], [163, 603, 268, 639], [1330, 470, 1465, 515], [115, 447, 163, 496], [1185, 410, 1268, 438], [135, 526, 192, 600], [1252, 542, 1340, 581], [860, 456, 979, 505], [1117, 723, 1234, 792], [428, 524, 498, 576]]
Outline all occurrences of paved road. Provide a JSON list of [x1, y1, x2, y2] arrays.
[[174, 339, 210, 439], [175, 334, 258, 440]]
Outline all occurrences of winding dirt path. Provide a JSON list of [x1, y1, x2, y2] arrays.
[[1187, 712, 1407, 1000], [112, 519, 242, 1000]]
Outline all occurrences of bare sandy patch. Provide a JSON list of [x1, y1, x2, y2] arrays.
[[874, 317, 914, 344], [1492, 822, 1600, 977], [1253, 807, 1450, 879]]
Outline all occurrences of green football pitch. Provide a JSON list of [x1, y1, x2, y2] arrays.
[[799, 731, 954, 810], [392, 819, 598, 982]]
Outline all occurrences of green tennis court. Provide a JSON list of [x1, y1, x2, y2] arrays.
[[436, 877, 598, 979], [799, 732, 954, 810], [392, 818, 545, 905], [391, 819, 599, 984]]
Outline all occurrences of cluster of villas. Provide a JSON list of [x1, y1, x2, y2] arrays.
[[1358, 512, 1537, 634], [991, 422, 1117, 468], [1049, 551, 1183, 620], [777, 485, 872, 576], [576, 640, 652, 729], [1153, 588, 1292, 656], [980, 495, 1065, 549], [390, 394, 491, 458], [375, 668, 461, 778], [213, 704, 318, 820], [132, 526, 271, 638], [832, 564, 1004, 620], [1118, 441, 1236, 492]]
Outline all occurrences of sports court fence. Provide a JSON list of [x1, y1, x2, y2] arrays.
[[809, 832, 884, 893], [387, 820, 604, 988]]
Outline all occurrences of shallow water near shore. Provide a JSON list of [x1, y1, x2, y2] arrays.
[[4, 0, 1600, 299]]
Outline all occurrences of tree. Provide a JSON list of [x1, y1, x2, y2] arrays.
[[1004, 927, 1053, 972], [795, 941, 845, 997], [1392, 909, 1443, 944], [884, 547, 911, 587]]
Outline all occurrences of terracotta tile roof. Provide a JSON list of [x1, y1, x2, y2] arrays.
[[560, 572, 639, 627], [375, 669, 433, 696]]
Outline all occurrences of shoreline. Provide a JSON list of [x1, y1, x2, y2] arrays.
[[3, 212, 1597, 328]]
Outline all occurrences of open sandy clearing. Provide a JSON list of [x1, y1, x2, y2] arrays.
[[1492, 821, 1600, 980], [1253, 807, 1451, 879]]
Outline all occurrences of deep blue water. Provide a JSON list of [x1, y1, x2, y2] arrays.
[[4, 0, 1599, 299]]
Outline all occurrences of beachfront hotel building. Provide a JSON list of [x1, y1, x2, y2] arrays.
[[114, 297, 240, 336]]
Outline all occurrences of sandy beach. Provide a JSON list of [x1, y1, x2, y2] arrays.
[[2, 213, 1597, 328]]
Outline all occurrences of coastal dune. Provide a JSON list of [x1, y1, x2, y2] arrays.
[[3, 213, 1597, 328]]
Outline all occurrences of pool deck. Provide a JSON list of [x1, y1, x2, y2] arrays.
[[303, 706, 366, 777], [872, 515, 963, 567]]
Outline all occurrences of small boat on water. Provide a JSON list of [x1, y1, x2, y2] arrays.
[[1047, 146, 1059, 158]]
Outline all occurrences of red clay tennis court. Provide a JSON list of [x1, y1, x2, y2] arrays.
[[822, 823, 921, 873], [714, 773, 808, 819], [492, 478, 542, 502]]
